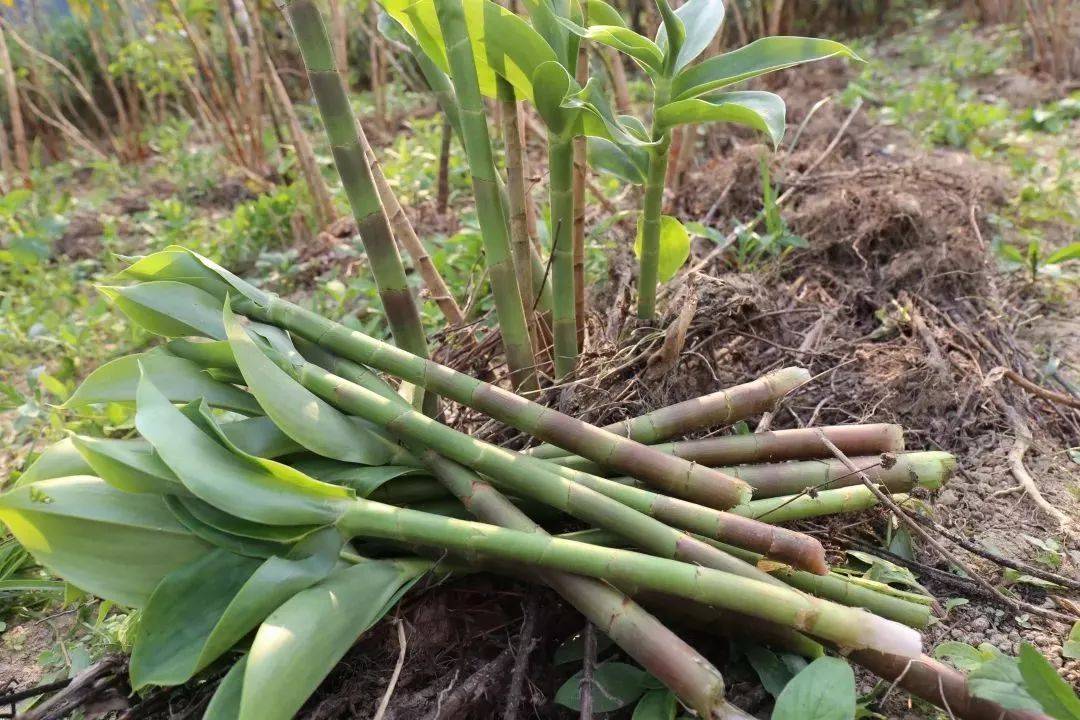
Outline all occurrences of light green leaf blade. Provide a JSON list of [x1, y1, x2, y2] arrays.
[[658, 0, 723, 73], [1045, 243, 1080, 265], [1017, 643, 1080, 720], [135, 370, 353, 526], [64, 350, 262, 415], [556, 16, 664, 74], [632, 689, 678, 720], [238, 558, 430, 720], [165, 496, 290, 559], [1064, 622, 1080, 661], [176, 495, 323, 544], [291, 460, 429, 496], [16, 437, 93, 487], [118, 248, 233, 299], [165, 339, 237, 369], [131, 530, 341, 688], [532, 61, 575, 136], [100, 281, 227, 340], [204, 656, 247, 720], [655, 91, 786, 146], [635, 215, 691, 283], [968, 650, 1043, 713], [587, 137, 649, 184], [772, 656, 856, 720], [70, 434, 183, 495], [672, 36, 859, 101], [555, 662, 648, 712], [585, 0, 627, 28], [0, 477, 211, 607], [224, 305, 396, 466]]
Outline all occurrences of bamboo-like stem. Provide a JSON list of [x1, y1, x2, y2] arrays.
[[335, 501, 922, 658], [283, 0, 431, 385], [497, 78, 540, 355], [572, 24, 589, 349], [529, 366, 810, 459], [549, 135, 579, 377], [636, 136, 671, 320], [240, 294, 752, 509], [260, 345, 821, 572], [721, 451, 954, 499], [434, 0, 538, 392], [563, 528, 932, 629], [358, 123, 466, 326], [734, 488, 907, 524], [0, 22, 29, 183], [550, 424, 905, 475]]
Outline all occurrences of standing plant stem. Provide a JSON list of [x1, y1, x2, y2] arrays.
[[637, 135, 672, 320], [572, 19, 590, 349], [283, 0, 431, 389], [0, 22, 29, 184], [435, 0, 538, 393], [498, 78, 540, 354], [549, 136, 579, 377]]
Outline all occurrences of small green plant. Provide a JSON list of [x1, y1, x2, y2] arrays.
[[995, 239, 1080, 281]]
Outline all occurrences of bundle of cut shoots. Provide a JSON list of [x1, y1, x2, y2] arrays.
[[0, 247, 1037, 720]]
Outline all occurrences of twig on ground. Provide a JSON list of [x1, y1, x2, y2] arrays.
[[429, 651, 513, 719], [0, 679, 71, 706], [21, 655, 124, 720], [999, 368, 1080, 410], [502, 594, 540, 720], [374, 619, 408, 720], [815, 430, 1074, 624], [907, 513, 1080, 591], [580, 623, 597, 720], [1003, 405, 1075, 538]]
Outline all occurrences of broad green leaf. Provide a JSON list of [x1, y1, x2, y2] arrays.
[[745, 644, 796, 698], [532, 61, 575, 136], [130, 530, 340, 688], [634, 215, 691, 283], [654, 91, 786, 147], [166, 496, 290, 559], [0, 579, 66, 594], [135, 370, 353, 526], [657, 0, 723, 73], [224, 306, 396, 466], [217, 416, 305, 459], [64, 350, 262, 415], [585, 0, 627, 28], [175, 247, 270, 307], [0, 477, 211, 607], [555, 662, 648, 712], [1064, 621, 1080, 661], [238, 558, 430, 720], [772, 656, 856, 720], [70, 434, 184, 495], [632, 689, 677, 720], [968, 651, 1043, 713], [16, 438, 93, 486], [165, 339, 237, 369], [204, 657, 246, 720], [556, 17, 664, 74], [587, 137, 649, 184], [932, 641, 991, 673], [176, 495, 323, 544], [100, 282, 227, 340], [672, 37, 859, 102], [290, 460, 428, 496], [652, 0, 684, 75], [119, 248, 232, 299], [1045, 243, 1080, 265], [1017, 643, 1080, 720]]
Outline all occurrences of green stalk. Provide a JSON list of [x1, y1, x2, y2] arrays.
[[240, 297, 754, 509], [563, 529, 932, 629], [434, 0, 537, 393], [334, 500, 923, 657], [548, 135, 578, 377], [283, 0, 430, 376], [549, 424, 906, 475], [264, 348, 823, 573], [734, 489, 908, 524], [724, 452, 954, 498], [637, 134, 671, 320], [528, 366, 810, 459]]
